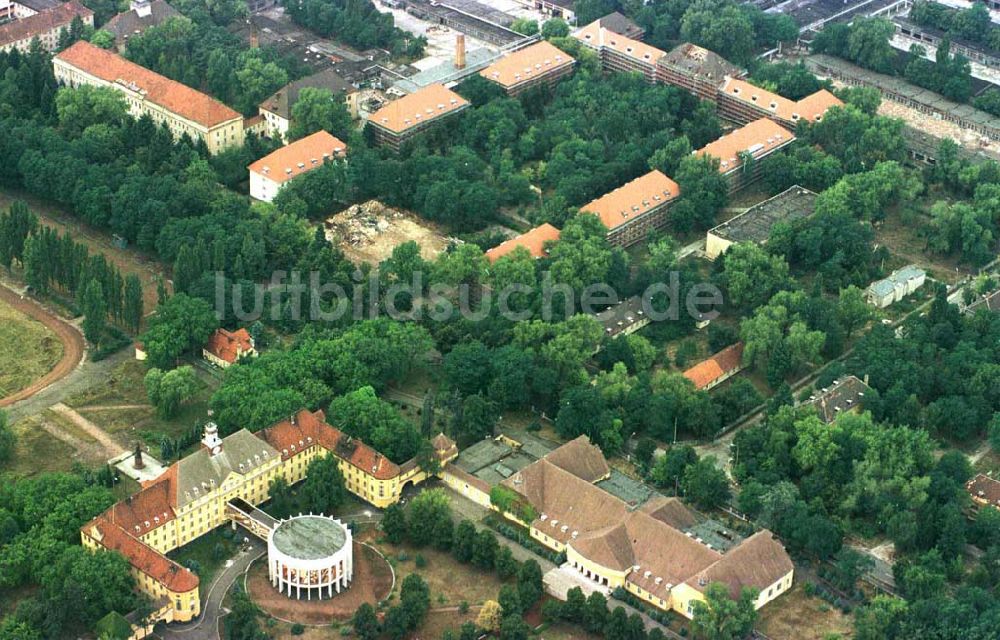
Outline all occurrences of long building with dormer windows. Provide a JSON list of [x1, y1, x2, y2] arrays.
[[81, 410, 457, 626], [53, 40, 245, 154]]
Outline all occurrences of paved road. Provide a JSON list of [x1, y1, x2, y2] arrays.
[[159, 536, 266, 640]]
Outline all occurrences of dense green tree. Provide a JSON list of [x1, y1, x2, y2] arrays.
[[690, 583, 758, 640], [287, 87, 353, 141], [297, 454, 346, 515]]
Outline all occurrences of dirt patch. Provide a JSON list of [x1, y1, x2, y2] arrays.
[[50, 402, 126, 458], [324, 200, 454, 265], [0, 284, 84, 408], [756, 583, 854, 640], [247, 542, 393, 624], [0, 190, 168, 316]]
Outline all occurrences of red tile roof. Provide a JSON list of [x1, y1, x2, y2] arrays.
[[0, 0, 92, 47], [580, 170, 680, 231], [480, 40, 575, 89], [683, 342, 745, 389], [110, 465, 177, 535], [84, 516, 198, 593], [486, 223, 561, 262], [720, 78, 842, 124], [259, 409, 402, 480], [204, 328, 253, 365], [248, 130, 347, 185], [574, 19, 665, 66], [55, 40, 241, 128], [368, 84, 469, 135], [695, 118, 795, 175]]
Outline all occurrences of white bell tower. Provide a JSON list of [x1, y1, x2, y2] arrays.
[[202, 422, 223, 457]]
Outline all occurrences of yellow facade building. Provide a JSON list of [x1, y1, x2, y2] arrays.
[[494, 436, 794, 618], [81, 410, 456, 625], [53, 40, 245, 154]]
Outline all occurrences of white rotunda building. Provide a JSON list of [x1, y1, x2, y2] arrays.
[[267, 514, 353, 599]]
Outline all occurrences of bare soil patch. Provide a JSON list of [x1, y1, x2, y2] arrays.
[[756, 582, 854, 640], [247, 541, 393, 624], [324, 200, 453, 265]]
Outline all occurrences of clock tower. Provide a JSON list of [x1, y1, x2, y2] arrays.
[[201, 422, 223, 456]]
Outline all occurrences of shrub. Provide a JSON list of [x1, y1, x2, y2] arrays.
[[291, 623, 305, 635], [397, 552, 409, 562], [415, 553, 427, 568], [459, 601, 470, 614]]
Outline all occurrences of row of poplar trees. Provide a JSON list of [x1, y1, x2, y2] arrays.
[[0, 200, 144, 340]]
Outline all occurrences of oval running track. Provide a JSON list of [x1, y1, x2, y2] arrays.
[[0, 284, 85, 408]]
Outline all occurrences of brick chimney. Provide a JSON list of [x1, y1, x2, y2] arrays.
[[455, 34, 466, 70]]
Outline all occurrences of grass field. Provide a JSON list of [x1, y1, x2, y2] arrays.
[[0, 296, 64, 398], [756, 583, 854, 639], [65, 359, 217, 452], [3, 412, 94, 477]]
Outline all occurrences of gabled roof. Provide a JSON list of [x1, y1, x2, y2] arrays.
[[720, 77, 842, 123], [803, 375, 872, 423], [109, 465, 177, 535], [85, 516, 198, 592], [683, 342, 745, 389], [543, 435, 610, 483], [104, 0, 180, 45], [176, 430, 278, 507], [259, 67, 354, 120], [248, 130, 347, 184], [55, 41, 241, 128], [595, 12, 645, 40], [695, 118, 795, 174], [367, 83, 469, 135], [573, 20, 665, 66], [258, 409, 402, 480], [479, 40, 575, 89], [685, 531, 793, 598], [580, 170, 680, 231], [639, 496, 700, 530], [658, 43, 742, 85], [204, 327, 254, 364], [486, 223, 561, 263], [0, 0, 92, 46]]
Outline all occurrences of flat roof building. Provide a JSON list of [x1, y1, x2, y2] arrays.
[[656, 43, 744, 101], [574, 19, 666, 83], [486, 223, 561, 263], [53, 41, 244, 154], [705, 185, 817, 259], [248, 130, 347, 202], [480, 40, 576, 96], [695, 118, 796, 193], [365, 83, 469, 151], [967, 473, 1000, 508], [0, 0, 93, 53], [580, 170, 680, 247]]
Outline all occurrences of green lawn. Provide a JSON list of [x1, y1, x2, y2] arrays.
[[167, 527, 241, 599], [2, 414, 81, 477]]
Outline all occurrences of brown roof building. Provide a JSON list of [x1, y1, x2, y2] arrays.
[[717, 77, 842, 128], [594, 11, 645, 40], [683, 342, 745, 391], [485, 223, 561, 263], [580, 170, 681, 247], [82, 409, 459, 628], [365, 83, 469, 151], [0, 0, 93, 53], [202, 327, 256, 367], [802, 375, 872, 423], [480, 40, 576, 96], [500, 436, 793, 618], [104, 0, 179, 50], [967, 473, 1000, 508], [695, 118, 796, 193], [574, 19, 665, 83], [656, 43, 744, 101], [248, 130, 347, 202], [53, 41, 244, 154]]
